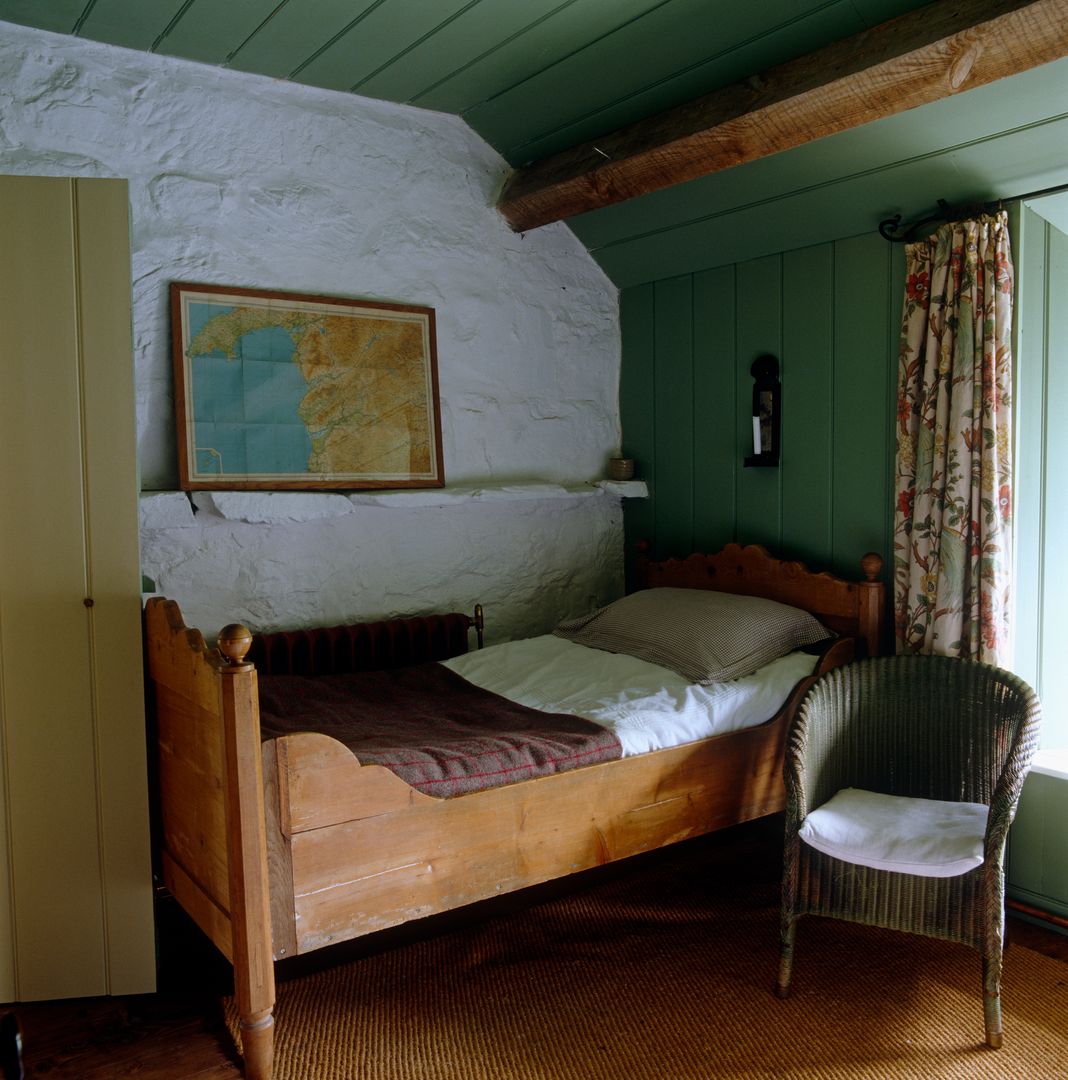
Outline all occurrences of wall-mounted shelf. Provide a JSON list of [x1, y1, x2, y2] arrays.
[[140, 480, 649, 528]]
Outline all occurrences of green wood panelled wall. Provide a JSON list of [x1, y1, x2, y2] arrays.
[[620, 232, 905, 588]]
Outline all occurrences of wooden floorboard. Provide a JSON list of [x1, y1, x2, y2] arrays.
[[5, 992, 240, 1079]]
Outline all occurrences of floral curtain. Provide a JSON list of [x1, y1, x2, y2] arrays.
[[893, 211, 1014, 663]]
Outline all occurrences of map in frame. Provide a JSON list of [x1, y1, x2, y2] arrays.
[[170, 282, 444, 490]]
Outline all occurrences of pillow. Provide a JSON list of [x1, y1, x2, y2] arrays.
[[552, 587, 830, 683], [799, 787, 988, 878]]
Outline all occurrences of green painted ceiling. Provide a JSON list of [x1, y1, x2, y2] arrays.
[[2, 0, 931, 164], [3, 0, 1068, 285]]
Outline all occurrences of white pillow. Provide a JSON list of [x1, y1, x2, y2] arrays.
[[798, 787, 988, 878]]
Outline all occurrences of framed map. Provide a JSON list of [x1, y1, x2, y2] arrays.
[[170, 282, 444, 490]]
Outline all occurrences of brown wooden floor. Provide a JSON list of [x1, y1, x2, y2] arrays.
[[4, 818, 1067, 1080], [2, 993, 241, 1079]]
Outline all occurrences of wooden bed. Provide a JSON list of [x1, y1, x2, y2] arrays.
[[144, 543, 885, 1080]]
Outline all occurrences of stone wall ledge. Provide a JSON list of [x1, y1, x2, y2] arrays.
[[140, 480, 648, 527]]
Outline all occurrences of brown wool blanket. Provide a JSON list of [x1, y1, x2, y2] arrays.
[[257, 663, 622, 797]]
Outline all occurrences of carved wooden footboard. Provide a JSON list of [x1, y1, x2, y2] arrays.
[[145, 605, 274, 1079]]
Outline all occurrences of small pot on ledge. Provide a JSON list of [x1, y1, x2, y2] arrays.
[[607, 457, 635, 481]]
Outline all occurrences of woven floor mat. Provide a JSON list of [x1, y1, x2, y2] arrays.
[[227, 833, 1068, 1079]]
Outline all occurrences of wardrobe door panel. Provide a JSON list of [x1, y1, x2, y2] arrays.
[[0, 176, 153, 1001]]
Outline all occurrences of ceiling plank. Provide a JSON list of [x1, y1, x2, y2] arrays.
[[75, 0, 184, 52], [0, 1, 85, 35], [498, 0, 1068, 231], [155, 0, 282, 65]]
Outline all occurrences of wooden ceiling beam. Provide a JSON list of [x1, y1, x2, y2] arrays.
[[498, 0, 1068, 232]]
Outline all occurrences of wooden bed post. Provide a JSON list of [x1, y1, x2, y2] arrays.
[[857, 553, 886, 659], [218, 623, 276, 1080]]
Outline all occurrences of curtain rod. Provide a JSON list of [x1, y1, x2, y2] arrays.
[[878, 180, 1068, 243]]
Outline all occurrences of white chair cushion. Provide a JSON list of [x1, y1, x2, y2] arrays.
[[798, 787, 989, 878]]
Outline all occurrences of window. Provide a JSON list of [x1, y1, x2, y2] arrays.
[[1012, 198, 1068, 763]]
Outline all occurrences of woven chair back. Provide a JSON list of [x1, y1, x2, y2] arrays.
[[790, 655, 1041, 812]]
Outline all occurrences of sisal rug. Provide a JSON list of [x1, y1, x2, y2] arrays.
[[227, 825, 1068, 1079]]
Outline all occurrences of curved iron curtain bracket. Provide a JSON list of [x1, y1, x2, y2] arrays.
[[878, 180, 1068, 243], [879, 198, 954, 242], [879, 198, 991, 243]]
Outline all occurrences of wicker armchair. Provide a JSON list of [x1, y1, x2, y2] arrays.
[[777, 655, 1041, 1048]]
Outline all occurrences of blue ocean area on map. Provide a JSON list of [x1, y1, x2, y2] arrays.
[[187, 301, 232, 342], [191, 323, 312, 475]]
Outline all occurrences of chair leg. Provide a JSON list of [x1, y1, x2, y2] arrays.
[[983, 954, 1003, 1049], [777, 833, 801, 999], [981, 863, 1007, 1049], [777, 916, 796, 998]]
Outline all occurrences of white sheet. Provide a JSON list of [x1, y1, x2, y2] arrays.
[[443, 635, 818, 756]]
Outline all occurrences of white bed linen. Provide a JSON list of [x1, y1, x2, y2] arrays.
[[442, 635, 818, 756]]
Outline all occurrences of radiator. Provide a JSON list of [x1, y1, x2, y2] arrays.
[[247, 608, 482, 676]]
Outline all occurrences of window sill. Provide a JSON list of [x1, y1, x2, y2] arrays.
[[1031, 748, 1068, 781]]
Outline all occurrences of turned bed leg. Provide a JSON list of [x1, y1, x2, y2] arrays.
[[219, 624, 278, 1080], [239, 1008, 275, 1080]]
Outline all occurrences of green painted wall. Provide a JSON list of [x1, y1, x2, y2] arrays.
[[620, 231, 905, 588], [1009, 769, 1068, 923]]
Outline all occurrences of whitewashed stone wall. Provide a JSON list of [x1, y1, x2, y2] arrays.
[[140, 487, 632, 643], [0, 22, 625, 639]]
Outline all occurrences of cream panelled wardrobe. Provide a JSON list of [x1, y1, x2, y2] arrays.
[[0, 176, 155, 1000]]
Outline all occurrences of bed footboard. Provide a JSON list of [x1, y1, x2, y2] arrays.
[[145, 600, 275, 1080], [146, 599, 482, 1080], [145, 601, 275, 1080]]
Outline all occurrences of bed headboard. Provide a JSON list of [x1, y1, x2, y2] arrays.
[[636, 542, 886, 659], [246, 605, 484, 676]]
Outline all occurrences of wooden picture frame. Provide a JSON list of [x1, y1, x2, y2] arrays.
[[170, 282, 444, 490]]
